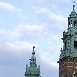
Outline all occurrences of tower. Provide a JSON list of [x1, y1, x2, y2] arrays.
[[25, 46, 41, 77], [58, 2, 77, 77]]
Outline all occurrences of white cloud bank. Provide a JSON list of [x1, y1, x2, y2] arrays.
[[0, 2, 22, 12], [15, 24, 44, 36], [37, 7, 67, 24], [0, 41, 37, 56]]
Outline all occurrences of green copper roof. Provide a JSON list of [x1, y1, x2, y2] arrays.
[[25, 46, 41, 77]]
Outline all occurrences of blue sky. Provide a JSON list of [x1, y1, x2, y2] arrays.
[[0, 0, 77, 77]]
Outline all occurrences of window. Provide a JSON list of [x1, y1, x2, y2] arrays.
[[74, 40, 77, 49], [65, 42, 66, 49], [74, 20, 76, 27]]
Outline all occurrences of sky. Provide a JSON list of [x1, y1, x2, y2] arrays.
[[0, 0, 77, 77]]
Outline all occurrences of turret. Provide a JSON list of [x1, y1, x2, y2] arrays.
[[25, 46, 41, 77], [68, 2, 77, 29]]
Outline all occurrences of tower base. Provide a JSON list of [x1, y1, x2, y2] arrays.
[[58, 57, 77, 77]]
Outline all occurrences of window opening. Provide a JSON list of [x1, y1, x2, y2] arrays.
[[74, 40, 77, 49]]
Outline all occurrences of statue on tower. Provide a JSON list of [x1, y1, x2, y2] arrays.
[[25, 46, 41, 77], [73, 0, 75, 11]]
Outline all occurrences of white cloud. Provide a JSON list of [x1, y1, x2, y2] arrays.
[[0, 2, 22, 12], [0, 41, 37, 56], [28, 0, 45, 3], [39, 51, 58, 69], [54, 0, 71, 3], [18, 15, 27, 20], [0, 24, 45, 42], [0, 29, 6, 35], [50, 13, 66, 23], [28, 0, 71, 4], [38, 7, 67, 23], [36, 7, 68, 31], [13, 24, 44, 36]]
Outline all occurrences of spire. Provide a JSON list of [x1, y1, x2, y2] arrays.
[[73, 0, 75, 11], [25, 46, 41, 77], [68, 1, 77, 29]]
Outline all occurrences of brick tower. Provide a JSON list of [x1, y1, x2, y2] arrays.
[[58, 2, 77, 77]]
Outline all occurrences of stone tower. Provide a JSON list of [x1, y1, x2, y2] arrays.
[[58, 3, 77, 77], [25, 46, 41, 77]]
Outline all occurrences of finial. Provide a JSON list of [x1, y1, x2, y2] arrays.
[[73, 0, 75, 10], [32, 46, 35, 55]]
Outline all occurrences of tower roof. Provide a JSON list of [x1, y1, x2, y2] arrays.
[[25, 46, 40, 77], [70, 1, 77, 17], [68, 1, 77, 29]]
